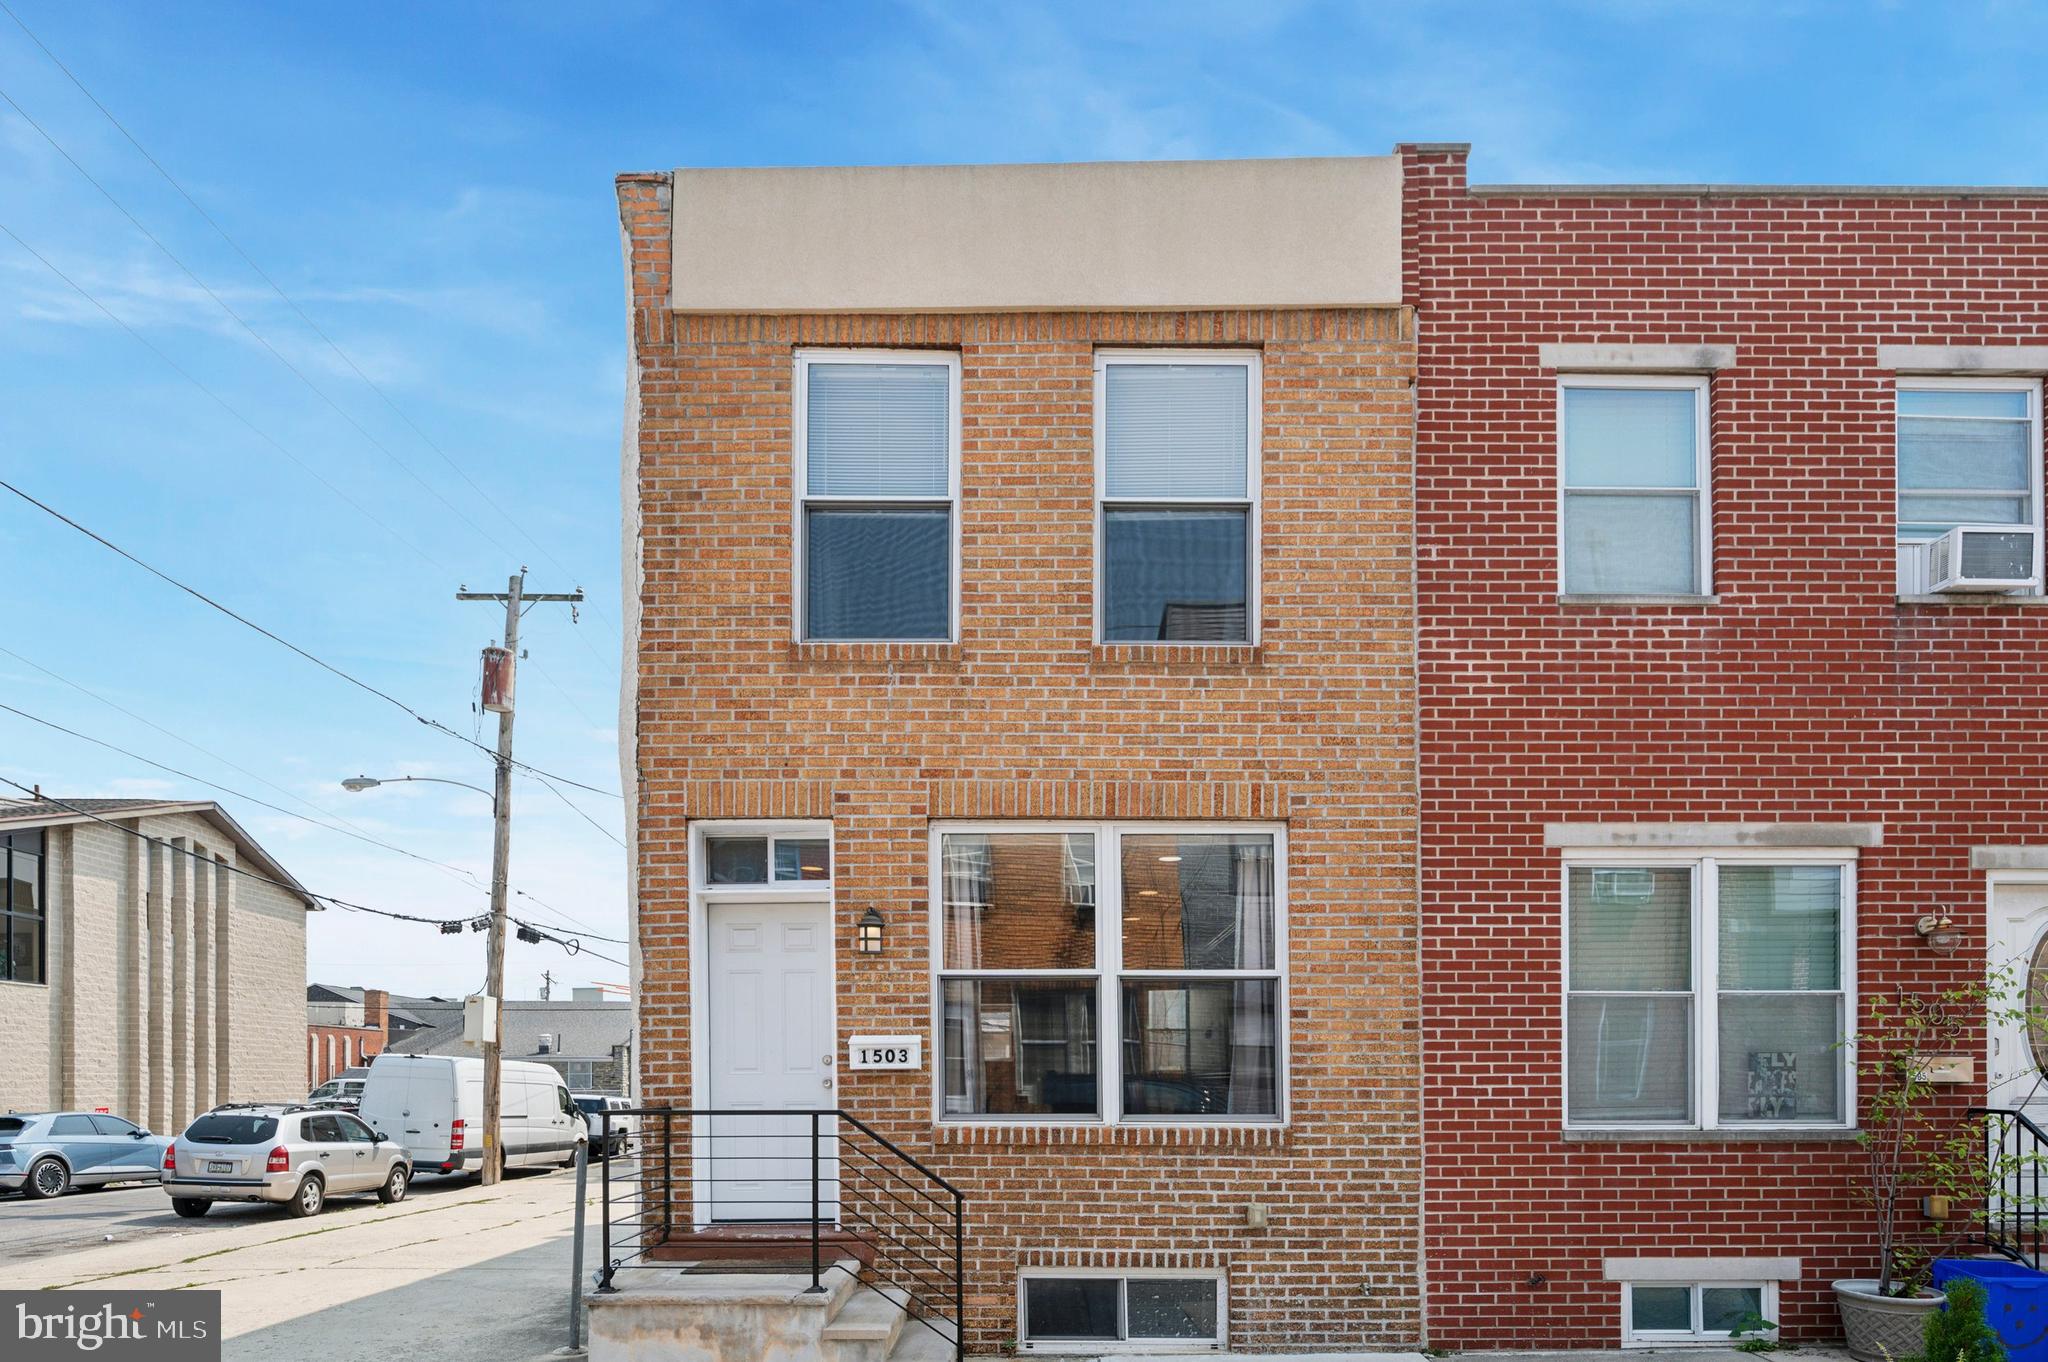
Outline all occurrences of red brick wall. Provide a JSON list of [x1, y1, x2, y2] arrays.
[[1404, 144, 2048, 1348], [621, 173, 1422, 1351], [306, 1024, 383, 1087]]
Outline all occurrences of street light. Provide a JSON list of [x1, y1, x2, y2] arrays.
[[341, 774, 497, 807]]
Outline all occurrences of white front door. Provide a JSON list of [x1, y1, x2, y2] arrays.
[[706, 901, 835, 1222]]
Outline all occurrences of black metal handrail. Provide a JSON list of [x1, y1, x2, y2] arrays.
[[1968, 1106, 2048, 1264], [594, 1106, 964, 1360]]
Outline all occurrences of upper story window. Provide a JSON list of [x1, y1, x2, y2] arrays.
[[1558, 377, 1711, 596], [795, 350, 959, 641], [1564, 854, 1852, 1131], [1897, 380, 2043, 593], [1096, 352, 1260, 643], [935, 822, 1284, 1124], [2, 826, 45, 985]]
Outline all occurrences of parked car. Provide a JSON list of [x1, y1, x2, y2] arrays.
[[572, 1094, 632, 1158], [160, 1104, 411, 1219], [357, 1054, 584, 1179], [306, 1073, 366, 1110], [0, 1111, 169, 1199]]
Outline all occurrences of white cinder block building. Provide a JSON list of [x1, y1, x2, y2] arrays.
[[0, 797, 315, 1131]]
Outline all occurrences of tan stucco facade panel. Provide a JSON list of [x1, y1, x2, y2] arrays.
[[669, 156, 1402, 312]]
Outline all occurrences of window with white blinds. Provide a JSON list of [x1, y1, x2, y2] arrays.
[[1896, 382, 2041, 541], [1096, 352, 1259, 643], [795, 351, 958, 641], [1558, 376, 1711, 596], [1564, 856, 1853, 1130]]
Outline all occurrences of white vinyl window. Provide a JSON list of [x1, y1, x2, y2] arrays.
[[1624, 1281, 1776, 1346], [1019, 1270, 1226, 1352], [1896, 379, 2044, 589], [794, 350, 960, 641], [1096, 352, 1260, 642], [1564, 853, 1854, 1131], [933, 822, 1285, 1124], [1558, 376, 1711, 595]]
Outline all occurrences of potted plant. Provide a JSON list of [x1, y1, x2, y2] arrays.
[[1835, 973, 2017, 1362]]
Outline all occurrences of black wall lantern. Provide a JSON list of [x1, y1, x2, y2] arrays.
[[856, 907, 887, 955]]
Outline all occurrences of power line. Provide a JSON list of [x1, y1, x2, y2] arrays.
[[0, 77, 525, 569], [0, 697, 490, 893], [0, 777, 621, 966], [523, 768, 627, 848], [0, 0, 623, 669], [0, 478, 622, 799], [514, 887, 630, 945], [0, 218, 444, 573]]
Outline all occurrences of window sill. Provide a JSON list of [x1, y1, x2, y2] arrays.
[[1091, 643, 1262, 665], [1896, 593, 2048, 607], [1557, 594, 1721, 608], [1564, 1126, 1859, 1144], [0, 977, 48, 991], [935, 1121, 1287, 1150], [790, 640, 962, 663]]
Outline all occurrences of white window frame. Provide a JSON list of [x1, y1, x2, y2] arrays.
[[792, 348, 962, 643], [1895, 376, 2044, 590], [686, 819, 837, 1228], [1560, 848, 1857, 1133], [1622, 1280, 1778, 1347], [1093, 350, 1263, 645], [1017, 1266, 1227, 1354], [930, 820, 1288, 1127], [1555, 373, 1713, 596]]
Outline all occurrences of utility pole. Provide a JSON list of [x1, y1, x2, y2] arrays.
[[457, 570, 583, 1185], [540, 970, 553, 1002]]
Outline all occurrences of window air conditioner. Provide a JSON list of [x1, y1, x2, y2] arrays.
[[1927, 525, 2039, 593]]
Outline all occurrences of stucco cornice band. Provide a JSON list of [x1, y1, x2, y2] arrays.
[[1877, 345, 2048, 375], [1545, 822, 1883, 849], [669, 157, 1403, 313], [1604, 1257, 1803, 1283], [1539, 343, 1736, 372]]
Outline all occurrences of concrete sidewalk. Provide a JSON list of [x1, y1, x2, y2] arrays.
[[20, 1169, 596, 1362]]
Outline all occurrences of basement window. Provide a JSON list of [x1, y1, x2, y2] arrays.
[[1623, 1281, 1776, 1347], [1020, 1271, 1225, 1352]]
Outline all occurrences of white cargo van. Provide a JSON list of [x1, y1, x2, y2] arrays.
[[358, 1054, 584, 1177]]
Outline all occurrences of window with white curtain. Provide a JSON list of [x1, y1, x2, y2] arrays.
[[935, 823, 1285, 1123], [1558, 376, 1711, 595], [795, 350, 959, 641], [1096, 353, 1259, 643], [1564, 856, 1852, 1130]]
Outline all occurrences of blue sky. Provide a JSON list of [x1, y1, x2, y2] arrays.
[[3, 0, 2045, 1002]]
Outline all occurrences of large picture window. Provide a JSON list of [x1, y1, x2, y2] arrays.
[[935, 823, 1284, 1123], [1, 826, 45, 985], [795, 350, 959, 641], [1558, 376, 1711, 596], [1564, 855, 1853, 1130], [1096, 353, 1259, 643]]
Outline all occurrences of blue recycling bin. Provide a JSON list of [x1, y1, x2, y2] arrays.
[[1934, 1259, 2048, 1362]]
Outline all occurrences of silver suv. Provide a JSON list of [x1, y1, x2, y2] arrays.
[[161, 1104, 411, 1219]]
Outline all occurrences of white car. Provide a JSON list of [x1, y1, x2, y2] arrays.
[[357, 1054, 584, 1178], [572, 1094, 632, 1158]]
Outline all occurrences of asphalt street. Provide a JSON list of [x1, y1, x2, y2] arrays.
[[0, 1168, 483, 1265]]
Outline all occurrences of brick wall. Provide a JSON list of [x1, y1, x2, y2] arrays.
[[1405, 144, 2048, 1348], [621, 173, 1422, 1351], [307, 1024, 384, 1086]]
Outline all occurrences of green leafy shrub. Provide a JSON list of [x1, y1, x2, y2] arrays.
[[1921, 1277, 2006, 1362]]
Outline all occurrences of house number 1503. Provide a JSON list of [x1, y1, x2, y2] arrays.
[[846, 1035, 922, 1070]]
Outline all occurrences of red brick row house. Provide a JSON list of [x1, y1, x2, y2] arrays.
[[1404, 144, 2048, 1349], [617, 146, 2048, 1353]]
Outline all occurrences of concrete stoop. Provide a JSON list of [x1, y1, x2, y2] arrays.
[[585, 1259, 956, 1362]]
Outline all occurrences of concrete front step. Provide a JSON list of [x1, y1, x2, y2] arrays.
[[820, 1286, 908, 1362]]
